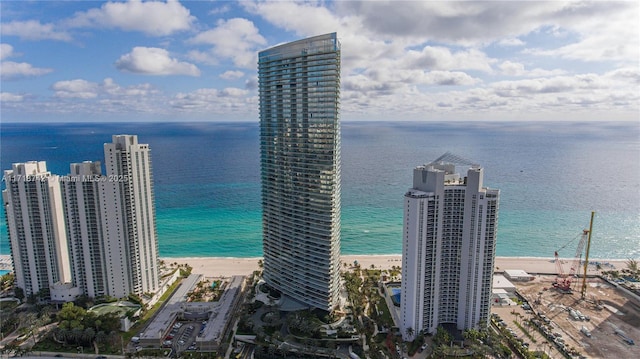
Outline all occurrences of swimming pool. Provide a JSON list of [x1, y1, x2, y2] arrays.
[[391, 288, 401, 306]]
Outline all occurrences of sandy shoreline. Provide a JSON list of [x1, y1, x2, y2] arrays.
[[0, 254, 626, 278], [160, 255, 626, 278]]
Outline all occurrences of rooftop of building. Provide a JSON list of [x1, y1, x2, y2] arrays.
[[139, 273, 202, 341], [493, 274, 516, 290], [259, 32, 339, 62], [89, 301, 141, 317], [197, 275, 245, 344]]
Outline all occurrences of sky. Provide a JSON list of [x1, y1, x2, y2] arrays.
[[0, 0, 638, 123]]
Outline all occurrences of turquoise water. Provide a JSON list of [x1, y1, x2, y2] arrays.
[[0, 270, 10, 276], [1, 121, 639, 260]]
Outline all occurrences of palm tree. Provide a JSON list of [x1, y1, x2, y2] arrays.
[[82, 327, 95, 345], [626, 258, 639, 278], [95, 331, 107, 344], [53, 327, 69, 344], [71, 327, 84, 344], [267, 344, 277, 357], [406, 327, 414, 340]]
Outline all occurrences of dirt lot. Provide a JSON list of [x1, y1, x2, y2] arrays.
[[513, 275, 640, 358]]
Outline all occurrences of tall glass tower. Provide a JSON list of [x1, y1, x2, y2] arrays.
[[258, 33, 342, 311]]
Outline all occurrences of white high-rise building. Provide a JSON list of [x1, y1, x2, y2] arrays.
[[102, 135, 159, 297], [61, 161, 108, 298], [2, 161, 72, 299], [4, 136, 160, 301], [400, 153, 499, 340]]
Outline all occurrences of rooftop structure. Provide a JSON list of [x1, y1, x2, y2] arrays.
[[504, 269, 534, 282], [138, 273, 246, 352]]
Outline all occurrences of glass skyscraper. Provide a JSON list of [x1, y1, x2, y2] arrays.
[[258, 33, 342, 311]]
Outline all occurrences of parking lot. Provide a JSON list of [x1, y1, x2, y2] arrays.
[[492, 306, 564, 358], [162, 320, 207, 354]]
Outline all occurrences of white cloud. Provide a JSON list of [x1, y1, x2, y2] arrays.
[[242, 1, 343, 39], [115, 47, 200, 76], [51, 79, 99, 99], [220, 70, 244, 80], [171, 87, 254, 114], [1, 43, 52, 80], [0, 92, 25, 102], [498, 38, 525, 47], [499, 61, 527, 76], [491, 74, 606, 97], [220, 88, 249, 97], [605, 67, 640, 84], [498, 61, 566, 78], [0, 44, 15, 60], [1, 1, 638, 122], [102, 78, 158, 96], [185, 50, 216, 65], [189, 18, 266, 68], [422, 71, 479, 86], [405, 46, 494, 72], [209, 5, 230, 15], [0, 20, 72, 41], [1, 61, 53, 80], [245, 77, 258, 91], [50, 77, 157, 99], [526, 2, 639, 63], [3, 78, 165, 117], [67, 0, 194, 36]]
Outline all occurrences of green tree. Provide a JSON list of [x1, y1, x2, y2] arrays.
[[0, 272, 15, 290], [58, 303, 88, 331], [433, 326, 453, 347], [95, 330, 108, 344], [464, 328, 481, 342], [406, 327, 414, 340], [82, 327, 95, 345], [626, 258, 639, 278], [14, 286, 25, 300]]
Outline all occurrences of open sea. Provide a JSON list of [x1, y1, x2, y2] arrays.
[[1, 121, 638, 260]]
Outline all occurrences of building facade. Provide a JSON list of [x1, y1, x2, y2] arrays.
[[258, 33, 342, 311], [61, 161, 108, 298], [400, 154, 499, 340], [102, 135, 160, 297], [2, 161, 72, 300], [3, 136, 160, 301]]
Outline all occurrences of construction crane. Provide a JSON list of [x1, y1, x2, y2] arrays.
[[580, 211, 595, 299], [553, 232, 587, 292], [553, 212, 595, 295]]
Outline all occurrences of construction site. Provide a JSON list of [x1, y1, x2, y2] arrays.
[[497, 212, 640, 358]]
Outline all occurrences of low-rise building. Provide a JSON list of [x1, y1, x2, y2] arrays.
[[493, 275, 517, 296], [504, 269, 534, 282]]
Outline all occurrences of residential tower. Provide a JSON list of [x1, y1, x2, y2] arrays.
[[400, 153, 500, 340], [258, 33, 342, 311]]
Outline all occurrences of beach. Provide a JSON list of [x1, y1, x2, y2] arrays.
[[160, 255, 625, 278], [0, 254, 624, 278]]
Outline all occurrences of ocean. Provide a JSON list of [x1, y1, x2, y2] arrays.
[[1, 121, 638, 260]]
